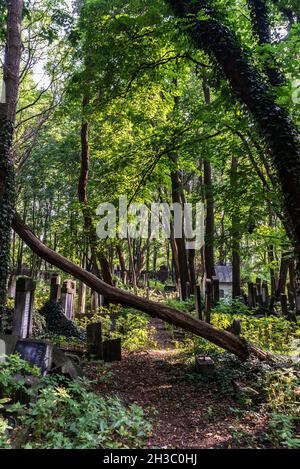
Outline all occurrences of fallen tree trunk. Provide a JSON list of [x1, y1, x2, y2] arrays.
[[12, 213, 272, 361]]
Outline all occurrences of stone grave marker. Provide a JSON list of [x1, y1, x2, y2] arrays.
[[12, 277, 36, 339], [7, 274, 17, 299], [15, 339, 53, 376], [194, 284, 202, 320], [61, 280, 76, 320], [50, 273, 61, 303], [212, 276, 220, 306], [205, 279, 213, 323], [0, 335, 19, 363], [87, 322, 102, 358], [261, 281, 269, 308], [195, 356, 215, 375], [102, 338, 122, 362], [156, 265, 169, 283]]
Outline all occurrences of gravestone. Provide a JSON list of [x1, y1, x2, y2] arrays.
[[50, 273, 61, 303], [86, 322, 102, 358], [7, 274, 17, 299], [61, 280, 76, 320], [12, 277, 36, 339], [15, 339, 53, 376], [248, 282, 256, 308], [205, 279, 213, 323], [102, 338, 122, 362], [195, 356, 215, 375], [261, 281, 269, 308], [0, 335, 19, 363], [156, 265, 169, 283], [194, 284, 202, 320], [212, 276, 220, 306]]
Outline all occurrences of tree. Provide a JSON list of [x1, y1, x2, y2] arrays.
[[0, 0, 23, 314]]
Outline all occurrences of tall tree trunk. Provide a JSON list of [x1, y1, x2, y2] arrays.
[[202, 80, 215, 280], [166, 0, 300, 277], [231, 156, 241, 298], [171, 170, 190, 299], [12, 213, 273, 361], [203, 160, 216, 279], [0, 1, 23, 314]]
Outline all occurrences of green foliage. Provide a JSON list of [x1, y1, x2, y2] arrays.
[[0, 355, 151, 449], [0, 354, 40, 402], [39, 301, 86, 340], [18, 376, 152, 449]]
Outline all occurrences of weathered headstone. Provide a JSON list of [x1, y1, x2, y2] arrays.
[[205, 279, 213, 323], [86, 322, 102, 358], [156, 265, 169, 283], [195, 356, 215, 375], [248, 282, 255, 308], [0, 335, 19, 363], [194, 284, 202, 320], [50, 273, 61, 303], [212, 276, 220, 306], [15, 339, 52, 375], [261, 281, 269, 308], [102, 338, 122, 362], [7, 274, 17, 299], [12, 277, 36, 339], [61, 280, 76, 320]]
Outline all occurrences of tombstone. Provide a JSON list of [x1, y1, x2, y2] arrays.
[[253, 285, 259, 306], [205, 279, 213, 323], [15, 339, 53, 376], [248, 282, 255, 308], [51, 346, 83, 379], [86, 322, 102, 358], [185, 281, 190, 299], [256, 277, 262, 296], [0, 335, 19, 363], [7, 274, 17, 299], [102, 338, 122, 362], [12, 277, 36, 339], [195, 356, 215, 375], [156, 265, 169, 283], [50, 273, 61, 303], [194, 284, 202, 320], [226, 319, 242, 336], [61, 280, 76, 320], [280, 293, 288, 317], [164, 285, 177, 293], [212, 276, 220, 306], [261, 281, 269, 308]]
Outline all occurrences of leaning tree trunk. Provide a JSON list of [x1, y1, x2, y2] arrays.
[[166, 0, 300, 276], [0, 0, 23, 314], [12, 213, 273, 362]]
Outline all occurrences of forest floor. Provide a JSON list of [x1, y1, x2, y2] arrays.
[[86, 319, 271, 449]]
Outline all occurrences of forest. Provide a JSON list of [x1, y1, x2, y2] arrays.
[[0, 0, 300, 452]]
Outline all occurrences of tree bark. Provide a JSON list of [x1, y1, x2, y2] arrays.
[[11, 212, 274, 361], [3, 0, 23, 123], [0, 1, 23, 313], [171, 170, 190, 299], [166, 0, 300, 276], [231, 156, 241, 298]]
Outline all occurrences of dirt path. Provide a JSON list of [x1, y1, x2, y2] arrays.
[[87, 321, 268, 448]]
